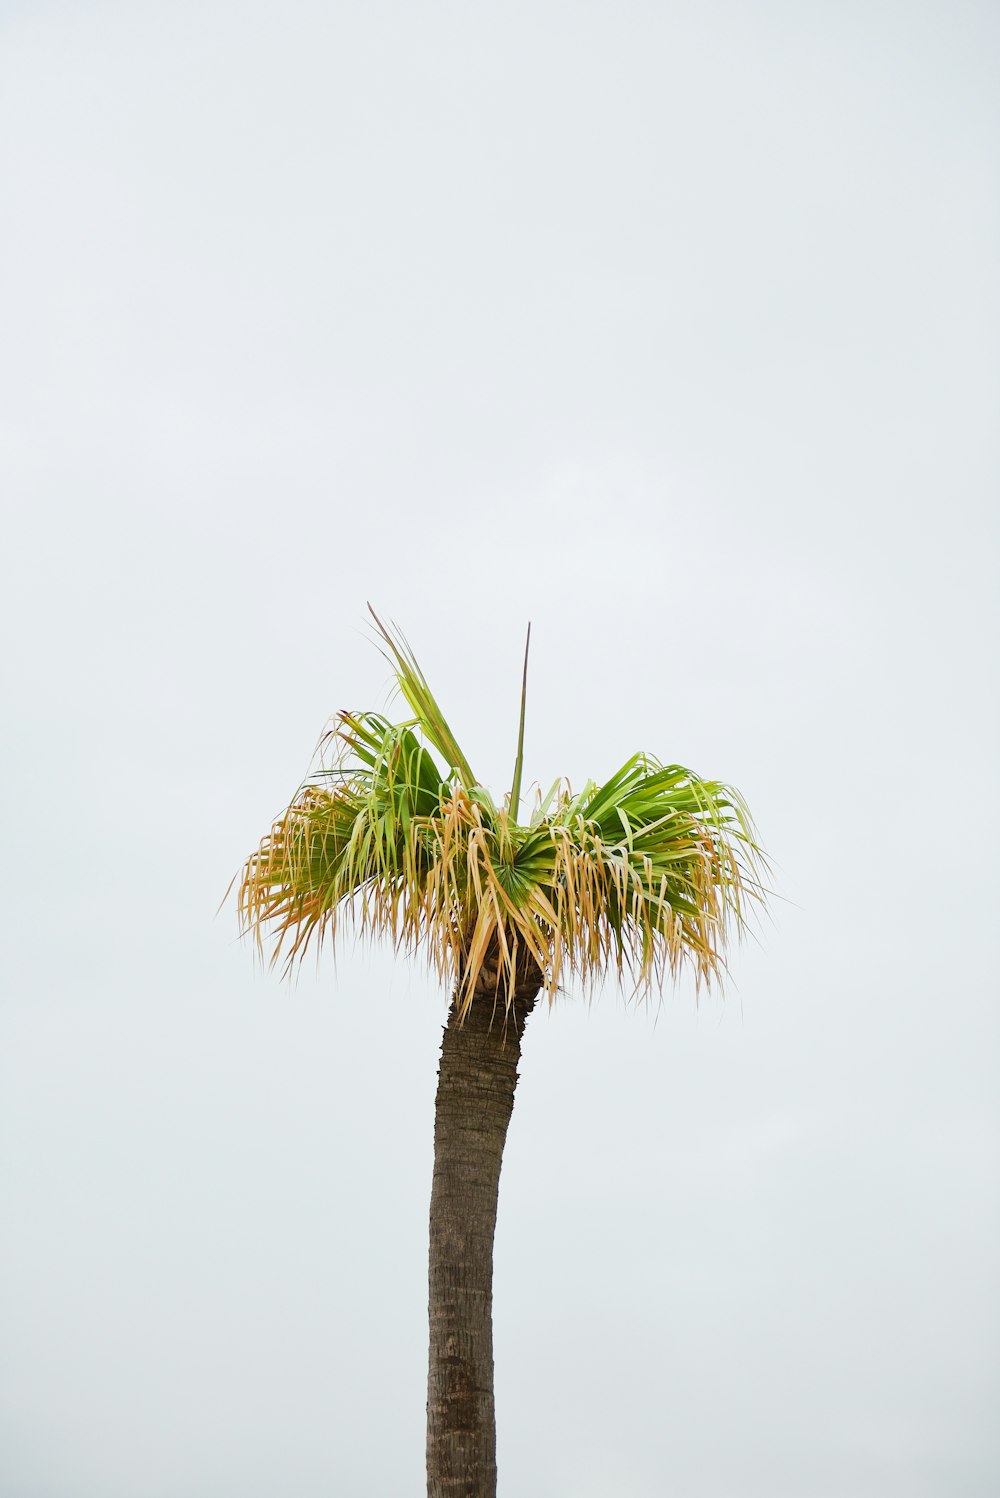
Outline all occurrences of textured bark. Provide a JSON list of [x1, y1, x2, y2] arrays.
[[426, 964, 541, 1498]]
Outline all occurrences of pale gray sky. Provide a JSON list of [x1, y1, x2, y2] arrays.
[[1, 2, 998, 1495]]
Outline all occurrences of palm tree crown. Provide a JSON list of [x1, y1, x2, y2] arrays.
[[238, 611, 766, 1014]]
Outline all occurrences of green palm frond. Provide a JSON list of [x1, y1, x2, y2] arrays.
[[236, 615, 768, 1014], [368, 607, 477, 788]]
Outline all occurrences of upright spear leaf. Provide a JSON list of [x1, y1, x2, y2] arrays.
[[509, 623, 531, 824]]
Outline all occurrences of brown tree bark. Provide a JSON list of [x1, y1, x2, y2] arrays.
[[426, 964, 541, 1498]]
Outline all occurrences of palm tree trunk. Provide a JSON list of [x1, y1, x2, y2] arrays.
[[426, 977, 539, 1498]]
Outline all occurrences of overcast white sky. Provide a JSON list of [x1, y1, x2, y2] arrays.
[[1, 2, 998, 1495]]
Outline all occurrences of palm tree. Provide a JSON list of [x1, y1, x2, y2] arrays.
[[235, 610, 766, 1498]]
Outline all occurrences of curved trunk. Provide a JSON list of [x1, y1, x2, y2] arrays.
[[426, 977, 540, 1498]]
